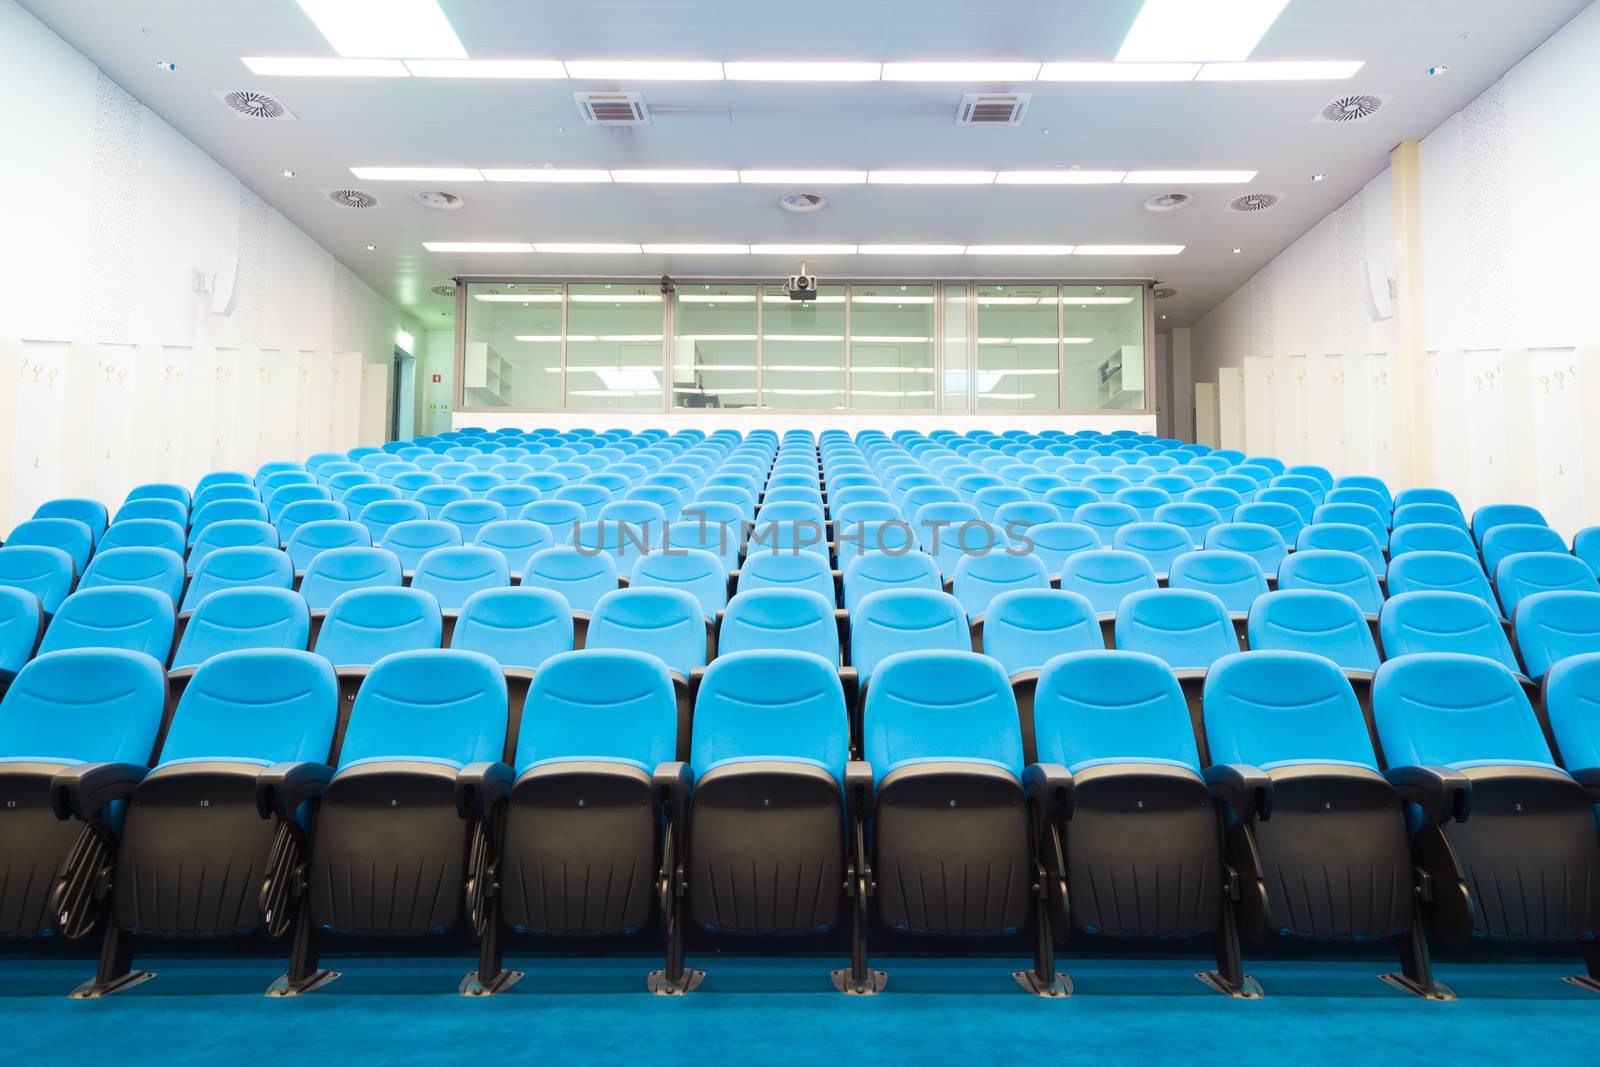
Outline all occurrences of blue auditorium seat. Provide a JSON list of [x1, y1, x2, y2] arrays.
[[114, 498, 188, 529], [34, 498, 107, 544], [1378, 591, 1522, 674], [1393, 487, 1461, 512], [193, 482, 260, 513], [126, 483, 191, 512], [950, 550, 1049, 622], [1185, 486, 1243, 522], [77, 544, 184, 605], [1372, 653, 1598, 958], [339, 484, 399, 518], [1044, 485, 1098, 517], [1545, 651, 1600, 772], [1277, 549, 1384, 615], [192, 518, 282, 573], [100, 517, 186, 556], [1167, 550, 1268, 617], [0, 545, 76, 616], [1472, 503, 1546, 547], [1393, 503, 1469, 532], [842, 551, 940, 613], [1153, 501, 1222, 545], [1297, 522, 1386, 574], [357, 499, 427, 544], [1387, 550, 1496, 612], [473, 519, 553, 579], [1495, 552, 1599, 617], [170, 587, 310, 673], [522, 547, 619, 616], [522, 499, 586, 541], [738, 550, 836, 604], [188, 500, 270, 546], [38, 586, 174, 662], [630, 549, 728, 619], [1234, 501, 1304, 547], [1257, 486, 1318, 522], [1514, 591, 1600, 682], [6, 517, 94, 575], [1313, 502, 1388, 548], [1113, 522, 1194, 578], [315, 587, 442, 675], [850, 590, 969, 684], [1574, 526, 1600, 579], [411, 547, 511, 613], [391, 470, 443, 498], [1481, 523, 1569, 576], [1204, 523, 1287, 578], [380, 519, 463, 576], [486, 484, 541, 513], [1248, 589, 1380, 674], [1059, 549, 1158, 616], [267, 483, 333, 523], [1073, 501, 1140, 544], [982, 589, 1101, 678], [1026, 522, 1101, 578], [718, 589, 839, 663], [1114, 589, 1238, 672], [834, 501, 901, 528], [451, 587, 573, 676], [556, 483, 613, 521], [586, 588, 707, 679], [0, 649, 166, 942], [0, 586, 41, 694], [283, 519, 370, 575]]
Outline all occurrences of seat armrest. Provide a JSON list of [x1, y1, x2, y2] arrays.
[[1386, 765, 1471, 822], [1570, 766, 1600, 803], [454, 761, 515, 821], [845, 760, 874, 824], [1023, 762, 1074, 823], [255, 761, 334, 819], [1204, 763, 1273, 822], [652, 761, 692, 824], [50, 762, 148, 820]]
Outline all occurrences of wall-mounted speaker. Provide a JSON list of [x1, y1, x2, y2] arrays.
[[212, 254, 240, 316], [1361, 258, 1394, 321]]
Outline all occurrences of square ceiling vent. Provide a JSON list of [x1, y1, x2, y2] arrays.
[[576, 92, 650, 126], [957, 93, 1031, 127]]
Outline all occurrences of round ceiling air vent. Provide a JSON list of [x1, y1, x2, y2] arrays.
[[328, 189, 379, 210], [1153, 287, 1176, 300], [779, 192, 827, 214], [415, 190, 464, 211], [429, 285, 457, 298], [1143, 192, 1191, 213], [1321, 94, 1385, 123], [221, 90, 287, 119], [1229, 192, 1279, 213]]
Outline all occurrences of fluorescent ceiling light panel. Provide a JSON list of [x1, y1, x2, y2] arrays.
[[611, 170, 740, 184], [1123, 170, 1256, 183], [475, 293, 563, 302], [857, 245, 967, 255], [350, 166, 483, 182], [750, 244, 858, 255], [677, 294, 757, 302], [1116, 0, 1291, 63], [868, 171, 996, 185], [1195, 60, 1364, 81], [513, 335, 563, 342], [1064, 296, 1135, 304], [241, 57, 408, 76], [965, 245, 1076, 255], [881, 62, 1042, 81], [1073, 244, 1186, 255], [564, 60, 724, 80], [641, 244, 751, 254], [295, 0, 465, 59], [481, 168, 612, 183], [724, 61, 882, 81], [995, 171, 1125, 185], [1038, 61, 1199, 81], [423, 242, 533, 253], [534, 243, 644, 254], [851, 295, 935, 304], [595, 369, 662, 391], [403, 59, 567, 78], [568, 294, 661, 302], [740, 170, 868, 184]]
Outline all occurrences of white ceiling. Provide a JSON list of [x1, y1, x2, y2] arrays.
[[20, 0, 1592, 327]]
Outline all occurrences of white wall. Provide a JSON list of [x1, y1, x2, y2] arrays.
[[1189, 0, 1600, 533], [0, 0, 419, 532]]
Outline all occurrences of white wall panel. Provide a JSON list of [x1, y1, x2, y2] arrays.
[[1241, 357, 1275, 457], [1303, 354, 1346, 476], [1217, 368, 1245, 452], [10, 341, 70, 529], [1525, 348, 1584, 537], [88, 343, 136, 507], [357, 359, 389, 449], [1193, 382, 1218, 449]]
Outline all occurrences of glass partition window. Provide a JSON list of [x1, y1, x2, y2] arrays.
[[976, 284, 1061, 412], [565, 282, 665, 411], [761, 283, 846, 410], [848, 284, 935, 410], [463, 282, 562, 408], [1063, 284, 1146, 410], [673, 283, 757, 410]]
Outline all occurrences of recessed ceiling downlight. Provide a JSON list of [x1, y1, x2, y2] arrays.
[[1319, 94, 1385, 123], [779, 192, 827, 213], [415, 190, 464, 211], [1229, 192, 1279, 213], [328, 189, 380, 209], [1143, 192, 1191, 213]]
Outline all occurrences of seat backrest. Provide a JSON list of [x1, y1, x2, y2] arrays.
[[842, 550, 940, 613], [314, 587, 442, 668], [188, 501, 270, 545], [689, 650, 848, 782], [1472, 503, 1546, 547], [171, 587, 310, 671], [1325, 486, 1391, 524], [34, 498, 108, 543], [522, 499, 586, 541], [1114, 588, 1238, 670], [521, 546, 619, 615], [1256, 486, 1318, 522], [5, 518, 94, 575], [737, 549, 836, 604], [1481, 523, 1569, 576], [439, 499, 508, 544], [1058, 549, 1158, 615], [113, 499, 189, 530], [267, 482, 333, 522], [1183, 486, 1242, 522], [863, 650, 1022, 783], [0, 586, 41, 676], [1378, 590, 1520, 672], [1234, 501, 1304, 547], [79, 546, 185, 604], [336, 649, 507, 770], [1372, 653, 1553, 770], [1033, 650, 1199, 772], [358, 499, 428, 544], [0, 648, 166, 764], [835, 519, 916, 573], [586, 587, 707, 677], [1495, 551, 1599, 617], [850, 589, 969, 682], [1202, 651, 1377, 770], [158, 649, 335, 765], [718, 589, 839, 663], [1296, 522, 1386, 574], [451, 587, 573, 671], [474, 519, 554, 578], [1277, 549, 1383, 614], [194, 483, 261, 513], [1072, 501, 1141, 544], [629, 549, 727, 619], [1544, 652, 1600, 770], [1152, 502, 1222, 546], [285, 519, 371, 573], [950, 550, 1049, 619], [298, 547, 402, 612], [1390, 523, 1479, 559], [193, 518, 283, 573], [1025, 522, 1102, 579], [125, 483, 191, 513], [982, 588, 1102, 677], [415, 483, 472, 520], [177, 546, 291, 613], [101, 517, 187, 556], [1386, 549, 1496, 610], [1393, 502, 1469, 532], [1514, 590, 1600, 681], [516, 649, 677, 773], [380, 519, 463, 573], [1204, 522, 1287, 577], [1112, 521, 1195, 576], [37, 585, 174, 660], [1246, 589, 1379, 672], [410, 546, 510, 612], [1312, 502, 1387, 546]]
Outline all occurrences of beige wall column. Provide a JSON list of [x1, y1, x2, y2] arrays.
[[1391, 141, 1431, 490]]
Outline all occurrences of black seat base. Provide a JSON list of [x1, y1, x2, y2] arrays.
[[67, 969, 155, 999], [459, 968, 524, 997], [265, 968, 342, 997], [647, 967, 705, 996], [1012, 969, 1070, 998], [1195, 969, 1263, 999], [1379, 971, 1456, 1001], [833, 967, 888, 996]]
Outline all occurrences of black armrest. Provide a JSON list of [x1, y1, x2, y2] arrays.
[[1023, 762, 1074, 824], [1571, 766, 1600, 803], [652, 761, 692, 825], [1204, 763, 1273, 822], [255, 761, 334, 820], [454, 761, 515, 821], [50, 762, 147, 820], [845, 760, 874, 824], [1385, 765, 1472, 822]]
